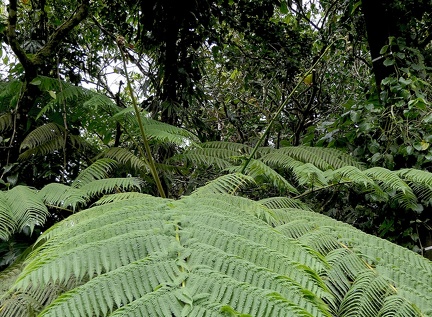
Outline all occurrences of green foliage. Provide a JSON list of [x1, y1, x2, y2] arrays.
[[0, 193, 430, 316], [0, 159, 142, 243], [0, 186, 48, 241]]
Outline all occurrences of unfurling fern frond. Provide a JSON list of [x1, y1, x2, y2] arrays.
[[1, 194, 430, 317]]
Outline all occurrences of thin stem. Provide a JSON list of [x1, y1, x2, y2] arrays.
[[57, 56, 68, 183], [240, 42, 336, 174], [117, 40, 166, 198]]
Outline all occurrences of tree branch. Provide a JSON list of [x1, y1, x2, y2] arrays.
[[33, 0, 90, 65], [5, 0, 32, 69]]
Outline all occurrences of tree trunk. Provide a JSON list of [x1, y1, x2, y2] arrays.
[[361, 0, 399, 91]]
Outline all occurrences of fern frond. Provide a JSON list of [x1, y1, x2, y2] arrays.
[[94, 192, 150, 205], [173, 150, 234, 169], [293, 163, 328, 187], [337, 270, 397, 317], [2, 194, 430, 317], [201, 141, 254, 155], [72, 158, 118, 188], [274, 207, 432, 314], [259, 197, 313, 211], [18, 134, 65, 160], [397, 168, 432, 201], [142, 117, 198, 146], [325, 166, 384, 197], [83, 93, 122, 114], [0, 113, 12, 132], [260, 150, 305, 169], [191, 193, 280, 225], [0, 186, 49, 240], [37, 259, 185, 317], [38, 183, 85, 211], [100, 147, 149, 172], [35, 83, 91, 120], [272, 146, 363, 170], [0, 192, 14, 240], [192, 173, 255, 195], [56, 84, 91, 104], [80, 177, 142, 198], [19, 122, 64, 151], [227, 159, 299, 194], [364, 167, 417, 208]]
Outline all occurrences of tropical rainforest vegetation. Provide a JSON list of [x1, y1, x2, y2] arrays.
[[0, 0, 432, 316]]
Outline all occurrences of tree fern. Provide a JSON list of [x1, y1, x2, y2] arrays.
[[201, 141, 254, 155], [396, 168, 432, 201], [175, 149, 235, 169], [39, 177, 142, 211], [112, 106, 198, 147], [18, 122, 90, 160], [0, 186, 49, 241], [1, 193, 430, 317], [19, 123, 64, 152], [94, 192, 151, 205], [293, 162, 328, 188], [227, 158, 299, 194], [177, 142, 432, 213], [100, 147, 149, 172], [72, 158, 119, 188], [267, 146, 364, 170], [192, 173, 255, 195]]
